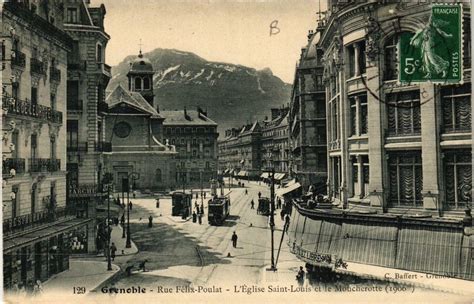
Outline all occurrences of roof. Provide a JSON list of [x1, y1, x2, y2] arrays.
[[128, 51, 154, 74], [161, 110, 217, 126], [105, 84, 161, 118]]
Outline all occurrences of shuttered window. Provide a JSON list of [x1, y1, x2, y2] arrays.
[[387, 90, 421, 136], [441, 84, 471, 133], [388, 152, 423, 207], [444, 150, 472, 210]]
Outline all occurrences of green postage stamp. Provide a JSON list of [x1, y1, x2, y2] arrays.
[[399, 4, 463, 83]]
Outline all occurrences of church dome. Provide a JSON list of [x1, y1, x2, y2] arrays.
[[129, 51, 153, 73]]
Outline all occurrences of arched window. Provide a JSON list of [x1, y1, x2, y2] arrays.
[[135, 77, 142, 90], [143, 77, 150, 90], [384, 32, 409, 81], [155, 168, 162, 182]]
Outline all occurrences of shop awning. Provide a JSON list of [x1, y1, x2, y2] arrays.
[[276, 182, 302, 197], [237, 170, 248, 177], [274, 173, 287, 180], [261, 172, 269, 178]]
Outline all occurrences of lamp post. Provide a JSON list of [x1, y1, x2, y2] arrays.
[[268, 165, 277, 271], [102, 173, 113, 271], [125, 172, 139, 249]]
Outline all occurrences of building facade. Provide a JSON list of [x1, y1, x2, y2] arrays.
[[64, 0, 111, 254], [288, 1, 473, 281], [261, 108, 290, 179], [104, 52, 177, 192], [218, 122, 262, 179], [1, 0, 91, 289], [288, 30, 327, 191], [161, 108, 219, 189]]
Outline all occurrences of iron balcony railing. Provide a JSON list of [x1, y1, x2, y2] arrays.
[[50, 66, 61, 82], [29, 158, 61, 173], [67, 142, 88, 153], [3, 206, 76, 236], [94, 141, 112, 152], [30, 57, 45, 75], [2, 96, 63, 124], [3, 158, 26, 175], [11, 50, 26, 68], [67, 99, 83, 112]]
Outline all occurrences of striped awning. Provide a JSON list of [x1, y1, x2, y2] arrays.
[[237, 170, 248, 177], [274, 173, 287, 180], [261, 172, 269, 178], [276, 182, 301, 197]]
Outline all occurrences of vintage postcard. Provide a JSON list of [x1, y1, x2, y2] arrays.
[[1, 0, 473, 303]]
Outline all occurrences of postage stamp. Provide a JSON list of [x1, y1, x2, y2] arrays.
[[399, 4, 463, 83]]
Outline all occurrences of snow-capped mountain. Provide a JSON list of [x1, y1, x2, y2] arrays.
[[108, 48, 291, 134]]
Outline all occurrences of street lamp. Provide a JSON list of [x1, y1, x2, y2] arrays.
[[102, 173, 114, 271], [266, 163, 277, 272], [124, 172, 139, 249]]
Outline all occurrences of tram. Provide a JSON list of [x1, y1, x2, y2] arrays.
[[170, 191, 192, 218], [207, 178, 231, 225]]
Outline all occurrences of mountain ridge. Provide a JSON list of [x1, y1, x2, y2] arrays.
[[108, 48, 292, 134]]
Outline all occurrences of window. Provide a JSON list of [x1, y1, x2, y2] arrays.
[[67, 80, 79, 109], [31, 134, 37, 159], [67, 120, 79, 149], [11, 185, 18, 218], [50, 137, 56, 160], [388, 152, 423, 207], [348, 45, 355, 77], [31, 87, 38, 106], [96, 44, 102, 63], [12, 82, 19, 100], [113, 122, 132, 138], [387, 91, 420, 136], [155, 168, 162, 183], [176, 128, 181, 134], [50, 94, 56, 110], [11, 131, 19, 159], [192, 139, 197, 146], [134, 77, 142, 90], [349, 94, 368, 136], [441, 84, 471, 133], [444, 150, 471, 210], [143, 77, 150, 90], [384, 35, 398, 81], [206, 162, 210, 169], [66, 8, 78, 23], [331, 157, 341, 198]]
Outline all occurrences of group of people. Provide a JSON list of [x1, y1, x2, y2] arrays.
[[192, 201, 205, 224], [9, 280, 43, 296]]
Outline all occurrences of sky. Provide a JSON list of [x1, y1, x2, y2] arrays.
[[90, 0, 325, 83]]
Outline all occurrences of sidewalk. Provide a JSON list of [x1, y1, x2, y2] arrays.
[[97, 224, 138, 257], [43, 260, 120, 292]]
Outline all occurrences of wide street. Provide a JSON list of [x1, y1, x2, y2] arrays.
[[108, 180, 287, 289]]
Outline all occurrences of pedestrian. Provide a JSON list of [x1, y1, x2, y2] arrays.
[[133, 190, 136, 199], [192, 211, 197, 223], [110, 242, 117, 261], [204, 192, 206, 198], [138, 260, 148, 272], [198, 213, 202, 225], [296, 266, 305, 286], [231, 231, 238, 248], [195, 201, 199, 210], [250, 199, 255, 209], [284, 214, 290, 232], [277, 197, 282, 209], [156, 198, 160, 208], [258, 191, 261, 199], [280, 209, 285, 221], [120, 213, 125, 226], [200, 203, 204, 214], [245, 189, 248, 195], [129, 201, 133, 210], [196, 205, 200, 214], [148, 215, 153, 228]]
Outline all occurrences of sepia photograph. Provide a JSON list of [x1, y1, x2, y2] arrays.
[[1, 0, 473, 303]]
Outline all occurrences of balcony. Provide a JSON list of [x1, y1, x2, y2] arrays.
[[50, 66, 61, 82], [2, 96, 63, 124], [94, 141, 112, 152], [67, 142, 88, 153], [3, 158, 26, 176], [3, 206, 76, 237], [30, 57, 45, 75], [97, 101, 108, 114], [11, 51, 26, 68], [29, 158, 61, 173], [95, 62, 112, 78], [67, 99, 83, 113]]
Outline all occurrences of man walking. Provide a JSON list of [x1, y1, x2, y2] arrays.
[[110, 242, 117, 261], [231, 231, 238, 248], [258, 191, 261, 199], [128, 201, 133, 210], [250, 199, 255, 209], [296, 266, 305, 286]]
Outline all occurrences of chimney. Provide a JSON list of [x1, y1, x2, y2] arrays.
[[271, 108, 280, 120]]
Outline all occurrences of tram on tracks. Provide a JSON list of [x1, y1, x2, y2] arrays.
[[207, 179, 231, 225], [257, 197, 271, 215], [170, 191, 192, 218]]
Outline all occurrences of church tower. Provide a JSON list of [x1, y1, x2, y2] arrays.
[[127, 49, 155, 108]]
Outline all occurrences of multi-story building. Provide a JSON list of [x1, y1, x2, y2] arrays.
[[218, 122, 262, 179], [288, 1, 472, 281], [288, 30, 327, 191], [1, 0, 91, 289], [161, 108, 219, 189], [63, 0, 111, 254], [261, 108, 290, 181]]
